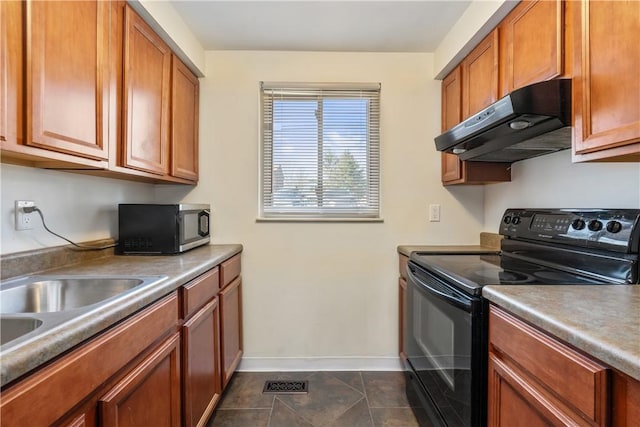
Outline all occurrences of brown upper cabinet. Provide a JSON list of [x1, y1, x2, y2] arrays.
[[171, 56, 200, 182], [572, 0, 640, 162], [121, 5, 171, 176], [26, 1, 110, 161], [440, 31, 511, 185], [1, 0, 200, 183], [0, 1, 23, 149], [498, 0, 568, 96], [462, 30, 500, 119]]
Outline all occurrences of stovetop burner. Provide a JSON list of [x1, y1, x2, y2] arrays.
[[410, 252, 609, 296]]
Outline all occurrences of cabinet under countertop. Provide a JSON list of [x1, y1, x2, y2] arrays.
[[0, 244, 242, 387]]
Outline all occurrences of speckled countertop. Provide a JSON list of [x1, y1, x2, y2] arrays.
[[483, 285, 640, 382], [397, 232, 502, 257], [0, 244, 242, 387]]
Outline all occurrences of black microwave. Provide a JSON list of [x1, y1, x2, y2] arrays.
[[117, 204, 210, 254]]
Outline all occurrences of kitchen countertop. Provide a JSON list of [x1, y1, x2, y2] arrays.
[[483, 285, 640, 382], [0, 244, 242, 387], [397, 232, 502, 257]]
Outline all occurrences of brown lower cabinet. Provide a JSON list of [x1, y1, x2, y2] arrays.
[[488, 304, 640, 427], [99, 332, 182, 427], [0, 253, 243, 427], [220, 255, 243, 389]]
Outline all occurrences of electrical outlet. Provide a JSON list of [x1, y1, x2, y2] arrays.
[[429, 204, 441, 222], [15, 200, 36, 230]]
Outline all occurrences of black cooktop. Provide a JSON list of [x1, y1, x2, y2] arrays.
[[409, 252, 607, 296]]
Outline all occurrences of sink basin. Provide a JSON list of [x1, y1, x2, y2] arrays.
[[0, 276, 163, 314], [0, 317, 43, 346]]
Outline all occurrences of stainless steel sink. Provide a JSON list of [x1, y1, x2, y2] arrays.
[[0, 277, 147, 313], [0, 317, 43, 346]]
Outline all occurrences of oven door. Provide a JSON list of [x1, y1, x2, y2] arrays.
[[405, 261, 486, 427]]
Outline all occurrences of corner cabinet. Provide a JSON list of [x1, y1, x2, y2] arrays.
[[488, 305, 609, 426], [440, 34, 511, 186], [572, 0, 640, 162]]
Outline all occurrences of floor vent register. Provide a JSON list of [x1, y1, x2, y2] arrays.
[[263, 380, 309, 394]]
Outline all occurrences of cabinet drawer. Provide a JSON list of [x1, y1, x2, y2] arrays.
[[220, 254, 241, 289], [182, 267, 219, 319], [489, 306, 608, 422]]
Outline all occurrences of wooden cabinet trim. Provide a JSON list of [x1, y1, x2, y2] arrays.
[[182, 267, 219, 319], [0, 292, 178, 426], [99, 332, 181, 427]]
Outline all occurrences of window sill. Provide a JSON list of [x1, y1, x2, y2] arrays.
[[255, 217, 384, 223]]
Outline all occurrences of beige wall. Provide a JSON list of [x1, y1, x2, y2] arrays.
[[0, 164, 155, 255], [156, 50, 485, 370]]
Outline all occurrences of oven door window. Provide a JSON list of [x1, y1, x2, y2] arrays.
[[406, 274, 474, 426]]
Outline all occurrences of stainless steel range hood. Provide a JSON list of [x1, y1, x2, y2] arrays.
[[435, 79, 572, 163]]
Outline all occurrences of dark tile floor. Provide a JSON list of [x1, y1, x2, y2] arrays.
[[206, 371, 432, 427]]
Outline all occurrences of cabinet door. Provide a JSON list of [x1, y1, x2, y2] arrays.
[[488, 353, 579, 426], [122, 5, 171, 175], [440, 65, 510, 185], [183, 298, 221, 427], [572, 0, 640, 161], [441, 67, 464, 183], [500, 0, 564, 94], [25, 0, 109, 160], [488, 306, 609, 427], [99, 332, 181, 427], [0, 0, 22, 147], [462, 29, 499, 119], [171, 56, 199, 182], [220, 277, 243, 389]]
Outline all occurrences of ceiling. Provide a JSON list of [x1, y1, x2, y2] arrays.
[[169, 1, 472, 52]]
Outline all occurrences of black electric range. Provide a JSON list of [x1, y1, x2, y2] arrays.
[[403, 208, 640, 427]]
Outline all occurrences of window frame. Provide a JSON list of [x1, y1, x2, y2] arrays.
[[258, 82, 382, 222]]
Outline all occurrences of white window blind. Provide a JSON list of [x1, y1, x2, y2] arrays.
[[260, 82, 381, 220]]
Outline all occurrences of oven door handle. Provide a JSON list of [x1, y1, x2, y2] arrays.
[[407, 265, 473, 312]]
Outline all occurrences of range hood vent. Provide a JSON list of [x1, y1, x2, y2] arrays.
[[435, 79, 572, 163]]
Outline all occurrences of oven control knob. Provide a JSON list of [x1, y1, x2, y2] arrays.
[[588, 220, 603, 231], [571, 219, 586, 230], [503, 216, 512, 224], [606, 221, 623, 233], [511, 216, 521, 225]]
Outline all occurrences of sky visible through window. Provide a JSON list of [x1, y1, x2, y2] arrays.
[[272, 98, 369, 208]]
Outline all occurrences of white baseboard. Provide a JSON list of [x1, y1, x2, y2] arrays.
[[237, 356, 404, 372]]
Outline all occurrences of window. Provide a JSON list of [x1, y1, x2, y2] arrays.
[[260, 82, 381, 220]]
